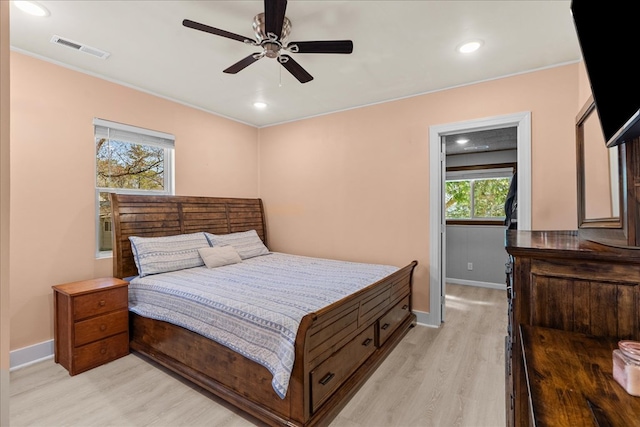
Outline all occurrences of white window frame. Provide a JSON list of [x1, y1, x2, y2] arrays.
[[445, 167, 513, 221], [94, 118, 175, 258]]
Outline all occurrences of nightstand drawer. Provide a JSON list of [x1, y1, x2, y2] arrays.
[[74, 309, 129, 347], [73, 332, 129, 374], [73, 287, 128, 320]]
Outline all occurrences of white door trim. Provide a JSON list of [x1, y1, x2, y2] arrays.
[[425, 112, 532, 327]]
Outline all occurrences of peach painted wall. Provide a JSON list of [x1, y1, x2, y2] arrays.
[[10, 52, 259, 350], [260, 64, 580, 313], [1, 2, 11, 424]]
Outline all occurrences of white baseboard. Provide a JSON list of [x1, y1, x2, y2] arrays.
[[10, 339, 54, 371], [446, 277, 506, 290], [414, 309, 441, 328]]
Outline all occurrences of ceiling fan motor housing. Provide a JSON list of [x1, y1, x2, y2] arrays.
[[253, 13, 291, 44]]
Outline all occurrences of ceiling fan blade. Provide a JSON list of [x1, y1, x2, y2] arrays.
[[289, 40, 354, 54], [223, 54, 263, 74], [264, 0, 288, 38], [183, 19, 253, 43], [279, 55, 313, 83]]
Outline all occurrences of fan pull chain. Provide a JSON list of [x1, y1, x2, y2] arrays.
[[279, 62, 283, 87]]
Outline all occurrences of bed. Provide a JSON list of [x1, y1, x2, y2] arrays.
[[110, 194, 418, 427]]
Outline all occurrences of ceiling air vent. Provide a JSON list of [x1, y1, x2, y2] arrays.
[[50, 35, 111, 59]]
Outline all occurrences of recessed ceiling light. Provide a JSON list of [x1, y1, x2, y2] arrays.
[[14, 1, 50, 17], [456, 138, 469, 145], [253, 102, 267, 109], [457, 40, 483, 54]]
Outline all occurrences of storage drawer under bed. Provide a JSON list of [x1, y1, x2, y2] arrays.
[[310, 324, 376, 412], [377, 295, 411, 347]]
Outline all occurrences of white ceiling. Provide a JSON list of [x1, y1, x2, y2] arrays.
[[9, 1, 582, 128]]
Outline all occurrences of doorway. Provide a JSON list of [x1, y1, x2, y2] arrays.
[[427, 112, 531, 327]]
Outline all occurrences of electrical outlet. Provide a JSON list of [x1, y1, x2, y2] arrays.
[[467, 262, 473, 271]]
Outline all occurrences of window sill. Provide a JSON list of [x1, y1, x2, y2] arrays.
[[96, 251, 113, 259], [446, 220, 505, 226]]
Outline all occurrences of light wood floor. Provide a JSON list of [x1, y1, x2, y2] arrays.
[[10, 284, 507, 427]]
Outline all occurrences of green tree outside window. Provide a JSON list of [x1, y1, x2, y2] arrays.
[[446, 177, 510, 220]]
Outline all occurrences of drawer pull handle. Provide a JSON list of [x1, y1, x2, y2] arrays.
[[402, 304, 409, 310], [100, 325, 107, 332], [98, 300, 106, 307], [381, 323, 390, 330], [319, 372, 335, 386], [362, 338, 373, 347], [100, 348, 107, 355]]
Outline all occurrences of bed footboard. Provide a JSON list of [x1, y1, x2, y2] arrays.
[[295, 260, 418, 425]]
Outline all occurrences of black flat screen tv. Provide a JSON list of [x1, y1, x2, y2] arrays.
[[571, 1, 640, 147]]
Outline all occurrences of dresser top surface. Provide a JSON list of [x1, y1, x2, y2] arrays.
[[521, 325, 640, 427], [505, 230, 640, 261]]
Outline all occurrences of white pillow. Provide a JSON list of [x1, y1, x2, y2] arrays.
[[204, 230, 270, 260], [198, 246, 242, 268], [129, 232, 210, 277]]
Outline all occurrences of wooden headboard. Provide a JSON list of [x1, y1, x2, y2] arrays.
[[110, 194, 267, 279]]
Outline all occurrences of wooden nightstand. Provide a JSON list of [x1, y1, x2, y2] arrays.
[[52, 277, 129, 375]]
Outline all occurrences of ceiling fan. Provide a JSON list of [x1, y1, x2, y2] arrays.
[[183, 0, 353, 84]]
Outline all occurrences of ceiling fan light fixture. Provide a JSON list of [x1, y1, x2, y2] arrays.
[[457, 40, 483, 54], [264, 43, 280, 58], [253, 102, 267, 109], [13, 1, 50, 17]]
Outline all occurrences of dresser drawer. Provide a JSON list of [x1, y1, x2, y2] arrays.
[[73, 287, 128, 320], [73, 332, 129, 374], [377, 296, 410, 346], [310, 324, 376, 412], [74, 309, 129, 347]]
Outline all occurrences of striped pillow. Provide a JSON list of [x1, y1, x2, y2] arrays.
[[205, 230, 269, 260], [129, 232, 210, 277]]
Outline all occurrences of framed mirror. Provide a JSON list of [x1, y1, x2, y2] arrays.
[[577, 96, 626, 237]]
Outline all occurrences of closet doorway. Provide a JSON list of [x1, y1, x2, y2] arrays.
[[428, 112, 531, 326]]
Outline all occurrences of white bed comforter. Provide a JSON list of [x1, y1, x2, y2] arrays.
[[128, 252, 399, 398]]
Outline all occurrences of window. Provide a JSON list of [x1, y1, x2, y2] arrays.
[[95, 118, 174, 257], [445, 166, 514, 223]]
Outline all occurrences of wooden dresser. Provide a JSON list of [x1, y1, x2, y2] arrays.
[[52, 277, 129, 375], [505, 230, 640, 427]]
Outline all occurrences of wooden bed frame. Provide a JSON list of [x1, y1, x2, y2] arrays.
[[111, 194, 418, 427]]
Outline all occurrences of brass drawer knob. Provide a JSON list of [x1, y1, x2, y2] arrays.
[[100, 325, 107, 332], [98, 300, 106, 307], [100, 348, 107, 355]]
